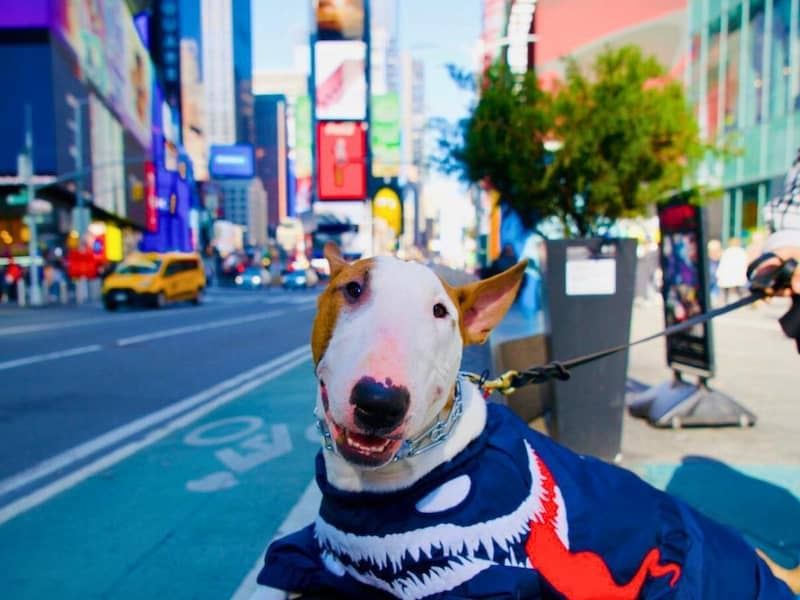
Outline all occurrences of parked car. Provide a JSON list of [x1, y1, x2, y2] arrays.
[[280, 268, 319, 290], [234, 266, 272, 289], [102, 252, 206, 310]]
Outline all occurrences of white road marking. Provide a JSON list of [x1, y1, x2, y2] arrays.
[[0, 345, 102, 372], [0, 346, 309, 500], [0, 301, 246, 337], [116, 309, 302, 346], [0, 349, 312, 526], [229, 480, 322, 600]]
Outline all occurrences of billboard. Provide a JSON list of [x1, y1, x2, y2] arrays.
[[371, 93, 401, 178], [658, 201, 715, 376], [53, 0, 152, 150], [317, 121, 366, 200], [314, 41, 367, 120], [209, 145, 255, 179], [314, 0, 365, 41], [89, 93, 126, 218]]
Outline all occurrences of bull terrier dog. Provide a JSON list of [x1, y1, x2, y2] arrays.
[[258, 243, 793, 599]]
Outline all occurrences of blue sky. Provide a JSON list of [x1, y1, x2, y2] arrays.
[[250, 0, 481, 124]]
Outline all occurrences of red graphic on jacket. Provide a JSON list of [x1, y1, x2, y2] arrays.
[[525, 456, 682, 599]]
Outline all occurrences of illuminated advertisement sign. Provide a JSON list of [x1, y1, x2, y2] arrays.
[[53, 0, 152, 149], [315, 41, 367, 120], [317, 121, 366, 200], [658, 201, 714, 376], [314, 0, 365, 41], [371, 93, 401, 178], [209, 145, 255, 179]]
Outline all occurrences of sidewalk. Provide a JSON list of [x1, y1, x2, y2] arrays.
[[623, 297, 800, 572]]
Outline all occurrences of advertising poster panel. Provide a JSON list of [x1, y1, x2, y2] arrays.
[[317, 121, 366, 200], [658, 201, 715, 375], [314, 41, 367, 120], [53, 0, 152, 150], [371, 93, 401, 178], [314, 0, 365, 41]]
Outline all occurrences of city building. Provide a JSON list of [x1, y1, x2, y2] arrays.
[[370, 0, 400, 95], [199, 0, 252, 147], [533, 0, 687, 82], [254, 94, 291, 229], [688, 0, 800, 241], [0, 1, 160, 263], [253, 69, 312, 218], [146, 0, 182, 116], [400, 53, 425, 184], [219, 177, 267, 247], [201, 0, 236, 145], [232, 0, 254, 146]]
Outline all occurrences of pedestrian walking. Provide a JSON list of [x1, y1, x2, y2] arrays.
[[717, 238, 748, 303], [4, 256, 23, 303], [707, 239, 723, 307]]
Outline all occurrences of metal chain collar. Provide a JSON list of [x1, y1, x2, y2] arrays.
[[314, 375, 466, 463]]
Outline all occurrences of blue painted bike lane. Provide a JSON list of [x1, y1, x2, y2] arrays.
[[0, 358, 320, 599]]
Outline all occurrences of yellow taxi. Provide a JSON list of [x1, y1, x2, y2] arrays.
[[102, 252, 206, 310]]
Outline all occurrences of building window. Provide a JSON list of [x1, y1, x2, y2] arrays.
[[690, 31, 702, 116], [771, 0, 792, 119], [725, 2, 743, 131], [707, 18, 723, 138]]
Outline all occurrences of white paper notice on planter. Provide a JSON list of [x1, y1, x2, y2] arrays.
[[565, 258, 616, 296]]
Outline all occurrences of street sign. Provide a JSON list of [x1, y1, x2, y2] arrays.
[[7, 191, 28, 206]]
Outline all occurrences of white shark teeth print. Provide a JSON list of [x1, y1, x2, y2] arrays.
[[314, 442, 552, 599]]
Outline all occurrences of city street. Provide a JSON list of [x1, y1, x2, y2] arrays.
[[0, 288, 326, 600], [0, 287, 319, 485]]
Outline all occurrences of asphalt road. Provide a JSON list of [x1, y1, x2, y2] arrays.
[[0, 287, 318, 493]]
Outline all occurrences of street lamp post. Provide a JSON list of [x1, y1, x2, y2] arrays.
[[23, 104, 43, 307]]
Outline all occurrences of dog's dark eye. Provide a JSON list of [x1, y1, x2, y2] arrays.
[[433, 303, 448, 318], [345, 281, 362, 300]]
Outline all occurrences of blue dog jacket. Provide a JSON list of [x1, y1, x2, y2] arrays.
[[259, 403, 792, 599]]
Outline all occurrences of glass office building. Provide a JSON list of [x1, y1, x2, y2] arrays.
[[688, 0, 799, 241]]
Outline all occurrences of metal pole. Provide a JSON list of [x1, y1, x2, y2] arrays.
[[25, 104, 43, 307]]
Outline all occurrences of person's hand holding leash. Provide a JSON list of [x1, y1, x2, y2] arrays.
[[748, 248, 800, 297]]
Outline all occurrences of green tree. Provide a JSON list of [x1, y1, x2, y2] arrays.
[[445, 45, 715, 238]]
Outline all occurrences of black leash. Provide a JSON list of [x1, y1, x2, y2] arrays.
[[473, 256, 799, 395]]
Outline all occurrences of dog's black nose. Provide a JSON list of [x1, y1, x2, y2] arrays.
[[350, 377, 410, 434]]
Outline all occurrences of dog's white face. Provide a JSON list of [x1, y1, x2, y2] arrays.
[[312, 244, 526, 469]]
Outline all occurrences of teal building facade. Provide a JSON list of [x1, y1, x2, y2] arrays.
[[688, 0, 799, 240]]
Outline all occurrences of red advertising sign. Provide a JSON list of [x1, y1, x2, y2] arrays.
[[317, 121, 367, 200]]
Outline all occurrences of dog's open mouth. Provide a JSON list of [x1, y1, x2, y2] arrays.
[[327, 419, 404, 467], [320, 381, 405, 466]]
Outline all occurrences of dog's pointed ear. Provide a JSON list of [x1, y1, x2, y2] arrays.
[[457, 260, 528, 345], [324, 242, 347, 279]]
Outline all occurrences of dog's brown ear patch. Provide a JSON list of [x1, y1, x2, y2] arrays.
[[455, 260, 528, 345]]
